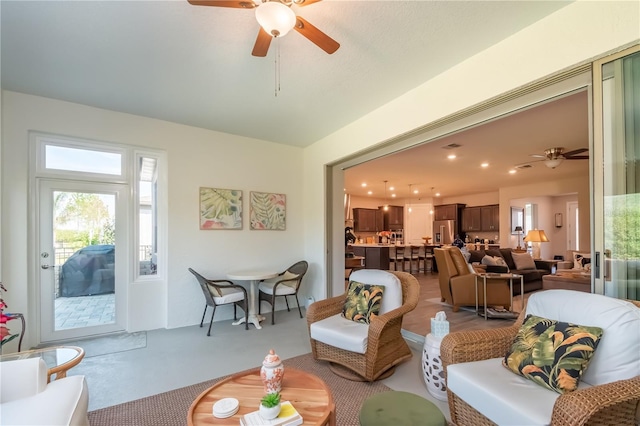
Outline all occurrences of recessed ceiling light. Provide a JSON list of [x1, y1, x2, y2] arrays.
[[435, 192, 441, 197], [367, 190, 372, 195], [389, 186, 395, 191], [447, 154, 456, 160], [509, 169, 517, 174], [361, 183, 367, 187], [413, 189, 419, 194], [481, 163, 489, 168], [391, 194, 396, 198]]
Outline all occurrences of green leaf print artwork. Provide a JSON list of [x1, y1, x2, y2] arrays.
[[200, 187, 243, 229], [250, 192, 286, 230]]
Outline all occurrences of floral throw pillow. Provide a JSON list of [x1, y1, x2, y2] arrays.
[[503, 314, 603, 393], [342, 281, 385, 324]]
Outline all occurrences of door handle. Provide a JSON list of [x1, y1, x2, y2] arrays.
[[41, 264, 55, 270], [604, 249, 612, 281]]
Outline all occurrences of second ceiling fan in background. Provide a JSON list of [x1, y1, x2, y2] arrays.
[[188, 0, 340, 57]]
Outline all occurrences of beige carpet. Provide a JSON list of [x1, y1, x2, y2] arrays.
[[88, 352, 391, 425]]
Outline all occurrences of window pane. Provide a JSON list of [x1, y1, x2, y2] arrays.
[[139, 157, 157, 276], [46, 145, 122, 175]]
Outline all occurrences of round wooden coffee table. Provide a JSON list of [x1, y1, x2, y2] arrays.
[[188, 367, 335, 426]]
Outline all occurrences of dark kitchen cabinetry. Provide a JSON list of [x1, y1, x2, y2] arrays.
[[353, 208, 379, 232], [434, 204, 465, 221], [462, 207, 482, 232], [378, 205, 403, 229], [462, 204, 500, 232], [481, 205, 500, 231], [351, 245, 390, 270]]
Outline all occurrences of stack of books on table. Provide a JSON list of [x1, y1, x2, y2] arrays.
[[240, 401, 303, 426]]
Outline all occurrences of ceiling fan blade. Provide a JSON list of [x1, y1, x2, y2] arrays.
[[252, 27, 272, 57], [293, 0, 323, 7], [187, 0, 256, 8], [565, 155, 589, 160], [563, 148, 589, 157], [294, 17, 339, 54]]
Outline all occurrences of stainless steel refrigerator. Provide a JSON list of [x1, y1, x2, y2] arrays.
[[433, 220, 456, 244]]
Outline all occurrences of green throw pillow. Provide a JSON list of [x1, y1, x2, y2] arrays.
[[342, 281, 385, 324], [503, 314, 603, 393]]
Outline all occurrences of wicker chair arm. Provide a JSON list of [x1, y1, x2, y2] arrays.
[[441, 324, 520, 367], [306, 294, 345, 324], [550, 376, 640, 426]]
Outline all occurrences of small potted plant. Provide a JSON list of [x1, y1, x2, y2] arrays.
[[259, 392, 281, 420]]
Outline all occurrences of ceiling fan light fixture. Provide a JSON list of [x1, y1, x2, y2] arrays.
[[255, 2, 296, 37], [545, 157, 564, 169]]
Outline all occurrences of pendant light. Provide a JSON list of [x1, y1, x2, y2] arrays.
[[383, 180, 389, 211]]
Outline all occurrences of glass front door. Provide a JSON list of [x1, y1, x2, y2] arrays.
[[39, 179, 127, 342], [593, 45, 640, 301]]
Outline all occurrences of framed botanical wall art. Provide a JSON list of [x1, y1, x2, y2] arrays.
[[199, 187, 242, 230], [250, 191, 286, 230]]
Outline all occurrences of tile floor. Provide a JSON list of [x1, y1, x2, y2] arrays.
[[55, 294, 115, 330]]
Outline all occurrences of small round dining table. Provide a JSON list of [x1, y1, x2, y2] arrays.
[[226, 270, 278, 329]]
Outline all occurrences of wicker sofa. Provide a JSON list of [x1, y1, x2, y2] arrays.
[[468, 248, 554, 294], [442, 290, 640, 426]]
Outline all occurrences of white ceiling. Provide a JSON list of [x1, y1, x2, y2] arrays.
[[344, 90, 590, 200], [1, 0, 571, 148]]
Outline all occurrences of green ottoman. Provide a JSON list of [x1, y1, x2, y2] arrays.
[[359, 391, 447, 426]]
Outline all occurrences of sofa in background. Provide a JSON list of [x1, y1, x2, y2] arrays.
[[0, 358, 89, 425], [467, 248, 554, 294]]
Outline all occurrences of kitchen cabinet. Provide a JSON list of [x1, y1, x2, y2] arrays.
[[379, 205, 403, 229], [462, 207, 482, 232], [481, 205, 500, 231], [353, 208, 379, 232], [434, 204, 465, 221]]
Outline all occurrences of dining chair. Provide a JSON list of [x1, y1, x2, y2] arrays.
[[188, 268, 249, 335], [258, 260, 308, 325]]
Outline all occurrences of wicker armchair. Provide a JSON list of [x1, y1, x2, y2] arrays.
[[441, 291, 640, 426], [307, 270, 419, 382]]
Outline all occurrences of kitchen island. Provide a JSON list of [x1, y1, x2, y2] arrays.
[[349, 244, 392, 270]]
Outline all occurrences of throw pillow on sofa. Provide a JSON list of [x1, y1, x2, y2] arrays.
[[481, 255, 507, 267], [503, 314, 603, 394], [573, 252, 591, 270], [511, 252, 537, 270]]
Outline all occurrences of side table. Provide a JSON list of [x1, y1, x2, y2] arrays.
[[421, 333, 447, 401]]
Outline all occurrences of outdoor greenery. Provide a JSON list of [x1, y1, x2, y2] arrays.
[[54, 192, 114, 246], [605, 193, 640, 259]]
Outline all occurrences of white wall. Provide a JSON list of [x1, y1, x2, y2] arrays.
[[306, 1, 639, 294], [1, 91, 304, 347]]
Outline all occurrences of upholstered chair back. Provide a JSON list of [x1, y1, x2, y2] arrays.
[[525, 290, 640, 386], [348, 269, 402, 315], [448, 247, 472, 276]]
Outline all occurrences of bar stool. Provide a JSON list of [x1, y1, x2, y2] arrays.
[[404, 245, 422, 274], [389, 245, 404, 271]]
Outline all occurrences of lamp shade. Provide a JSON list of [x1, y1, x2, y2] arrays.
[[523, 229, 549, 243], [255, 2, 296, 37]]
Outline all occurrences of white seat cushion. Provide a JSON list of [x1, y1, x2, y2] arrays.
[[309, 313, 369, 354], [210, 286, 245, 304], [261, 271, 299, 289], [258, 281, 296, 296], [348, 269, 402, 315], [448, 358, 592, 426], [525, 290, 640, 385]]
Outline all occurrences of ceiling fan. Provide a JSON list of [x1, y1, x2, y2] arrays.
[[187, 0, 340, 57], [517, 147, 589, 169]]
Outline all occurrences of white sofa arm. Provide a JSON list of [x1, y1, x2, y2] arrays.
[[0, 358, 48, 403], [0, 358, 89, 426]]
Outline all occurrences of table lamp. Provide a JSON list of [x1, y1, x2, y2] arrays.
[[523, 229, 549, 259], [514, 226, 523, 250]]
